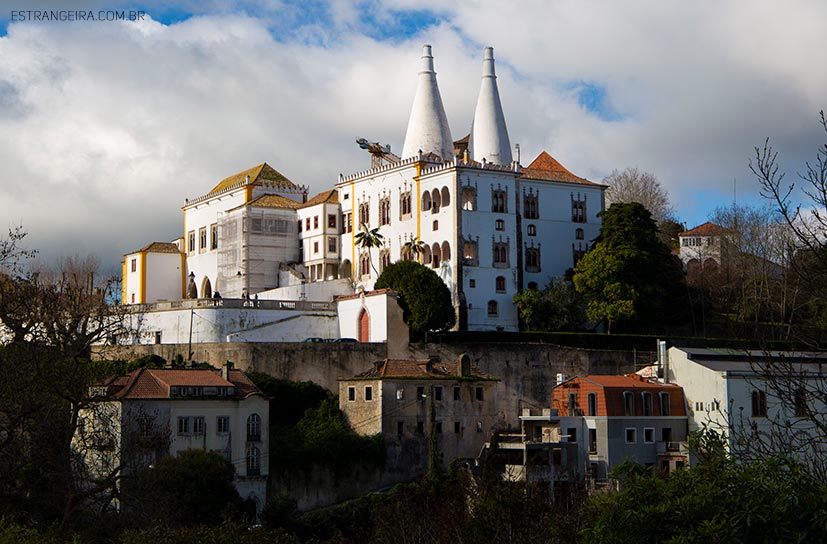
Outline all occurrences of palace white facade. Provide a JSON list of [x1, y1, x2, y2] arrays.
[[122, 45, 606, 334]]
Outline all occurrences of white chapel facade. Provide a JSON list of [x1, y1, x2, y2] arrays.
[[122, 45, 606, 333]]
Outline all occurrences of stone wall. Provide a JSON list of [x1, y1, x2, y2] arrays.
[[95, 341, 646, 424]]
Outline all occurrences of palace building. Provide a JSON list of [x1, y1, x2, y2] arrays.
[[121, 45, 606, 335]]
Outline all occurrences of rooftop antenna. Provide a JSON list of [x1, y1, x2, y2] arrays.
[[356, 138, 401, 169]]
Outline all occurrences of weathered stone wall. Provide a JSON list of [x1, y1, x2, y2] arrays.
[[95, 341, 645, 424]]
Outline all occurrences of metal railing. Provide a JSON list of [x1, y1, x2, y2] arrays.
[[132, 298, 335, 313]]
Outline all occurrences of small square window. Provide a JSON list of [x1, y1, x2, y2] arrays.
[[433, 220, 439, 230], [644, 428, 655, 443], [314, 241, 319, 254], [527, 224, 536, 236], [344, 193, 349, 200], [469, 279, 476, 288], [347, 386, 355, 401], [625, 428, 637, 444], [328, 214, 337, 229], [495, 219, 505, 231], [365, 386, 373, 401]]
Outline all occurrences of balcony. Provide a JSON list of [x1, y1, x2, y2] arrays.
[[656, 441, 684, 455]]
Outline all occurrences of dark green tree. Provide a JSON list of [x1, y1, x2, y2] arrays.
[[513, 278, 585, 332], [573, 202, 686, 333], [374, 261, 456, 333]]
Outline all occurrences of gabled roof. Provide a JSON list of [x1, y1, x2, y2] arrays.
[[208, 163, 296, 196], [247, 194, 303, 210], [577, 374, 682, 391], [99, 367, 262, 400], [345, 358, 497, 381], [522, 151, 598, 186], [680, 221, 725, 237], [125, 242, 181, 256], [302, 189, 338, 208]]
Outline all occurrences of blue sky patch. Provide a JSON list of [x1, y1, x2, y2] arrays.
[[574, 81, 623, 122]]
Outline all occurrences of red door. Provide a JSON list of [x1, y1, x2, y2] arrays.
[[358, 310, 370, 342]]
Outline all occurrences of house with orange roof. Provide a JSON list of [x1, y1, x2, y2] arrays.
[[552, 374, 689, 483], [678, 221, 728, 270], [75, 363, 269, 514], [339, 354, 501, 477]]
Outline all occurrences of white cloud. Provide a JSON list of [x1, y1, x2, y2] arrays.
[[1, 1, 826, 270]]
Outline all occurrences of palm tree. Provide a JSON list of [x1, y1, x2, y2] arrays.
[[402, 237, 426, 263], [354, 224, 384, 276]]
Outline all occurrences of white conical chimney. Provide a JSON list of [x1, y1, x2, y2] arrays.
[[401, 45, 454, 161], [468, 47, 512, 165]]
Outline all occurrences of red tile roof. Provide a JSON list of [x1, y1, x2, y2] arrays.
[[522, 151, 598, 186], [302, 189, 339, 207], [680, 221, 725, 237], [552, 374, 687, 417], [346, 358, 497, 381], [100, 367, 262, 400]]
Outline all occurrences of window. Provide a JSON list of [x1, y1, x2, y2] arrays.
[[187, 230, 195, 253], [131, 258, 137, 272], [625, 428, 637, 444], [379, 197, 391, 226], [328, 214, 337, 229], [752, 390, 768, 417], [434, 386, 443, 401], [400, 191, 412, 217], [493, 242, 508, 267], [364, 386, 373, 401], [571, 193, 587, 223], [527, 224, 536, 236], [433, 219, 439, 231], [642, 392, 653, 416], [524, 192, 539, 219], [623, 391, 635, 416], [177, 417, 189, 435], [463, 240, 479, 266], [359, 202, 370, 226], [360, 252, 371, 277], [397, 421, 404, 437], [662, 427, 674, 446], [417, 386, 426, 401], [528, 281, 538, 291], [343, 212, 353, 233], [525, 247, 541, 273], [379, 249, 391, 272], [417, 421, 425, 434], [475, 387, 484, 401], [328, 237, 337, 253], [199, 227, 207, 252], [396, 387, 404, 400], [476, 421, 483, 433], [469, 279, 476, 288], [217, 416, 229, 434], [344, 193, 349, 200], [246, 447, 260, 476], [495, 276, 506, 293], [138, 417, 152, 438], [298, 219, 302, 232], [495, 219, 505, 231], [492, 189, 507, 213], [659, 392, 671, 416], [193, 417, 205, 435], [313, 241, 319, 254], [436, 421, 443, 434], [348, 386, 355, 401], [314, 216, 319, 229], [487, 300, 498, 317], [247, 413, 261, 441], [568, 427, 577, 443], [568, 392, 578, 416], [575, 228, 584, 240], [587, 392, 597, 416], [588, 428, 597, 454], [454, 421, 461, 433], [453, 386, 461, 401], [795, 387, 808, 417], [644, 428, 655, 443], [211, 223, 218, 249]]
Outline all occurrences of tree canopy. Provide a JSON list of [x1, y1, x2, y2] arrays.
[[374, 261, 456, 333], [603, 167, 675, 225], [573, 202, 686, 333]]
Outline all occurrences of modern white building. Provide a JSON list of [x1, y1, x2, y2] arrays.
[[678, 222, 726, 270], [76, 364, 269, 512], [667, 346, 827, 467], [122, 45, 606, 334]]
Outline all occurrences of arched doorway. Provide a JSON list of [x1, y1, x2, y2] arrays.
[[358, 309, 370, 342], [201, 277, 212, 299]]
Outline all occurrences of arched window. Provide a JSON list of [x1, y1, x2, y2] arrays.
[[461, 186, 477, 211], [400, 190, 412, 217], [463, 240, 478, 266], [495, 276, 506, 293], [247, 414, 261, 441], [525, 247, 541, 273], [422, 244, 432, 265], [359, 201, 370, 226], [433, 219, 439, 231], [340, 259, 352, 279], [487, 300, 498, 317], [441, 186, 450, 207], [360, 252, 371, 277], [431, 243, 441, 268], [493, 242, 508, 268], [431, 188, 441, 213], [201, 277, 212, 299], [379, 196, 391, 226], [421, 191, 431, 211], [379, 249, 391, 272], [524, 192, 539, 219], [492, 189, 507, 213], [246, 447, 260, 476], [441, 241, 451, 262], [576, 228, 584, 240]]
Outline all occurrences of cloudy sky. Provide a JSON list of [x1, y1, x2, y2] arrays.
[[1, 0, 826, 274]]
